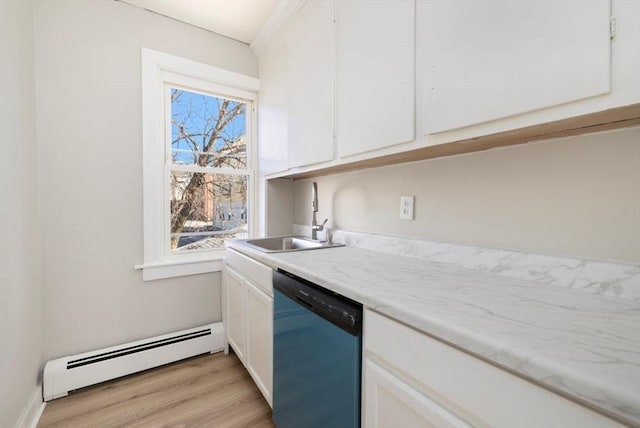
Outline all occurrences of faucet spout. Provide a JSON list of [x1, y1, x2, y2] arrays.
[[312, 182, 318, 212], [311, 182, 327, 240]]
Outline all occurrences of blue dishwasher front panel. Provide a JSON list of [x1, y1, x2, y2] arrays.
[[273, 288, 361, 428]]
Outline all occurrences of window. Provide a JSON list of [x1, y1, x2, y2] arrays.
[[169, 88, 249, 251], [139, 49, 259, 280]]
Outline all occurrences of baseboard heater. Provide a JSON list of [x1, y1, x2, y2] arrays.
[[43, 322, 224, 401]]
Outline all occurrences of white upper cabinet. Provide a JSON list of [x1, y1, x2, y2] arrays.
[[417, 0, 612, 135], [257, 37, 289, 176], [257, 0, 638, 178], [336, 0, 415, 158], [286, 0, 335, 168]]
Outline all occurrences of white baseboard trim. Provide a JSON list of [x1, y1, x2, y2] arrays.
[[14, 385, 45, 428]]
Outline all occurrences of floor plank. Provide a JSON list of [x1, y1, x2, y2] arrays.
[[38, 352, 274, 428]]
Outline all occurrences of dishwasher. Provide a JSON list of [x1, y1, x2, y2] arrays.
[[272, 269, 362, 428]]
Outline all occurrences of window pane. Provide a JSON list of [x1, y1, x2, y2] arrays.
[[170, 88, 247, 168], [170, 171, 248, 251]]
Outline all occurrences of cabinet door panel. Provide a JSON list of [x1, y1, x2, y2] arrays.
[[225, 266, 246, 362], [364, 359, 472, 428], [417, 0, 611, 135], [258, 40, 289, 175], [246, 280, 273, 407], [336, 0, 415, 157], [286, 0, 334, 168]]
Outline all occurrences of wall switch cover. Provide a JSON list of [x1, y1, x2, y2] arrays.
[[400, 196, 414, 220]]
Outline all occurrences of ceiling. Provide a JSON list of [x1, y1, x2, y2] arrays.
[[120, 0, 278, 44]]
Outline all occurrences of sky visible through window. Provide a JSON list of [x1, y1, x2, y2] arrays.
[[170, 88, 246, 167]]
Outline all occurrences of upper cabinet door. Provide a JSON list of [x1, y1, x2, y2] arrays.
[[286, 0, 335, 168], [417, 0, 612, 135], [258, 38, 289, 176], [336, 0, 415, 158]]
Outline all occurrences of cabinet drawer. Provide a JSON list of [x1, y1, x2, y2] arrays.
[[225, 249, 272, 296], [364, 309, 622, 427]]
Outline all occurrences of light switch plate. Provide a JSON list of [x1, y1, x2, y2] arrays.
[[400, 196, 414, 220]]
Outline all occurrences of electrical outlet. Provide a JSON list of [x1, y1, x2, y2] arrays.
[[400, 196, 414, 220]]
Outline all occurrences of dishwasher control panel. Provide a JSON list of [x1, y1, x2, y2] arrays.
[[273, 269, 362, 336]]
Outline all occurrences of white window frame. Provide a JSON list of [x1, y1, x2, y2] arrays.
[[137, 48, 259, 281]]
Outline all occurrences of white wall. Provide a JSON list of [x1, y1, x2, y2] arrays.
[[33, 0, 258, 361], [295, 127, 640, 264], [0, 0, 42, 425]]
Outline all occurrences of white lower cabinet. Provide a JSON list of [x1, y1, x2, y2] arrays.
[[225, 266, 246, 362], [245, 280, 273, 405], [223, 249, 273, 407], [365, 358, 471, 428], [363, 309, 624, 428]]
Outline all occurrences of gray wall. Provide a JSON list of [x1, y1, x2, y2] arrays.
[[34, 0, 258, 361], [295, 127, 640, 264], [0, 0, 42, 425]]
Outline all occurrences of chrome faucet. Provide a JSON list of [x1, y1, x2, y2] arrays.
[[311, 182, 328, 241]]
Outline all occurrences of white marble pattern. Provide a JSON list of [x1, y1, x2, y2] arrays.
[[227, 240, 640, 425], [292, 224, 640, 300]]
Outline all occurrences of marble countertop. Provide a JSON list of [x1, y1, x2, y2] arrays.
[[226, 240, 640, 425]]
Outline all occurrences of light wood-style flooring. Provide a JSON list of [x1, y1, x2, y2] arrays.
[[38, 351, 274, 428]]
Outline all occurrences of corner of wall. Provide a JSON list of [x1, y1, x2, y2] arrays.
[[12, 387, 45, 428]]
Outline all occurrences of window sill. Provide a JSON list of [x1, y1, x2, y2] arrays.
[[135, 257, 223, 281]]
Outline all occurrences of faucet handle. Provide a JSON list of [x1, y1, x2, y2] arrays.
[[312, 219, 329, 241], [312, 218, 328, 231]]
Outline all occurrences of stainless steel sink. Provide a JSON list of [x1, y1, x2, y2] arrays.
[[240, 236, 344, 253]]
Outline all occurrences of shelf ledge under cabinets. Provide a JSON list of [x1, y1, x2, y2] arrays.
[[266, 103, 640, 181]]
